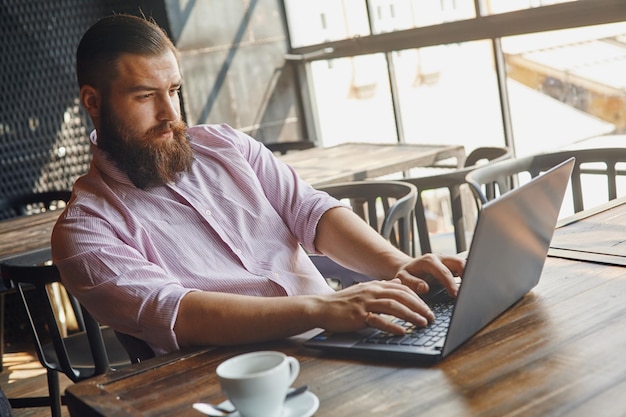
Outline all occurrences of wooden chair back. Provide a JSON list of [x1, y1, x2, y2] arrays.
[[466, 148, 626, 214], [0, 249, 133, 417], [318, 180, 418, 256], [402, 146, 511, 254]]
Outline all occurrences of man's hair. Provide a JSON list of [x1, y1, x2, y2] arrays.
[[76, 14, 178, 89]]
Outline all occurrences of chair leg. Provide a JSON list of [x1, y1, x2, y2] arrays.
[[0, 293, 4, 372], [47, 369, 63, 417]]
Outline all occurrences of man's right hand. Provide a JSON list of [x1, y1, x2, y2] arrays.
[[311, 278, 435, 335]]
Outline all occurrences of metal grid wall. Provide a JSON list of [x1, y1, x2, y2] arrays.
[[0, 0, 143, 219]]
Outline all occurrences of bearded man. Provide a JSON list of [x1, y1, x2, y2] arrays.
[[52, 14, 464, 356]]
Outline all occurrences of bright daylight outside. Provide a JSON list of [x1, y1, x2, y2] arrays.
[[285, 0, 626, 252]]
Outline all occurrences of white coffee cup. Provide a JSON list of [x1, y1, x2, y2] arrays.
[[216, 351, 300, 417]]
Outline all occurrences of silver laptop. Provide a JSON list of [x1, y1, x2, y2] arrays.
[[304, 157, 574, 363]]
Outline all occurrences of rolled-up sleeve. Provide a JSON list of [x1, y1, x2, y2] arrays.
[[53, 205, 191, 355]]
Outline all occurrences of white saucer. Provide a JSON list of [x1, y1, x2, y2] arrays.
[[217, 390, 319, 417]]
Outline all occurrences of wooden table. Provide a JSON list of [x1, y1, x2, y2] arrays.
[[278, 142, 465, 187], [0, 210, 59, 262], [549, 195, 626, 265], [64, 199, 626, 416]]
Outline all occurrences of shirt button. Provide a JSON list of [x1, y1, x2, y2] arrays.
[[273, 272, 280, 278], [205, 209, 212, 216], [234, 248, 242, 255]]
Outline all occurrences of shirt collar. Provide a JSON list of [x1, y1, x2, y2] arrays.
[[89, 130, 136, 186]]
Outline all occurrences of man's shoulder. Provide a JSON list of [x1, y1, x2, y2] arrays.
[[188, 123, 259, 154], [187, 123, 239, 141]]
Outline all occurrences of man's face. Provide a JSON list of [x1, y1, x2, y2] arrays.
[[97, 50, 193, 188]]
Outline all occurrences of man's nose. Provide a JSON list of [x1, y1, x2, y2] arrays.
[[158, 95, 180, 121]]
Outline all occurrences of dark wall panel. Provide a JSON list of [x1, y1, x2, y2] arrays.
[[0, 0, 145, 218]]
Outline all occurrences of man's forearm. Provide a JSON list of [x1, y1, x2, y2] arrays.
[[314, 206, 411, 280], [174, 291, 322, 347]]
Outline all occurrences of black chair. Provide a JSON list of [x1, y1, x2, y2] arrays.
[[318, 180, 418, 256], [114, 331, 155, 364], [0, 190, 72, 219], [264, 141, 315, 155], [402, 146, 511, 254], [465, 148, 626, 215], [0, 248, 134, 417], [309, 255, 375, 290], [0, 190, 72, 372]]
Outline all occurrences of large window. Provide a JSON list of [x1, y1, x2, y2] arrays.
[[503, 22, 626, 155], [395, 41, 504, 150], [310, 54, 397, 146], [283, 0, 626, 156]]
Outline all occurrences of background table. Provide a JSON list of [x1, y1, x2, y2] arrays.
[[278, 142, 465, 187], [0, 210, 59, 262], [64, 198, 626, 416], [549, 196, 626, 265]]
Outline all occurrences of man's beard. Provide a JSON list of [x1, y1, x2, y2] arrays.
[[98, 103, 194, 189]]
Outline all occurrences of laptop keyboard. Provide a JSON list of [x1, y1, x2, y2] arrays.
[[362, 301, 454, 348]]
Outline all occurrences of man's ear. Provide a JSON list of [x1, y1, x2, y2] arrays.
[[80, 85, 102, 118]]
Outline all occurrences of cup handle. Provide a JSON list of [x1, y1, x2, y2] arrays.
[[286, 356, 300, 387]]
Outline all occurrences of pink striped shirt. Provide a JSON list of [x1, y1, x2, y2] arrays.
[[52, 124, 340, 355]]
